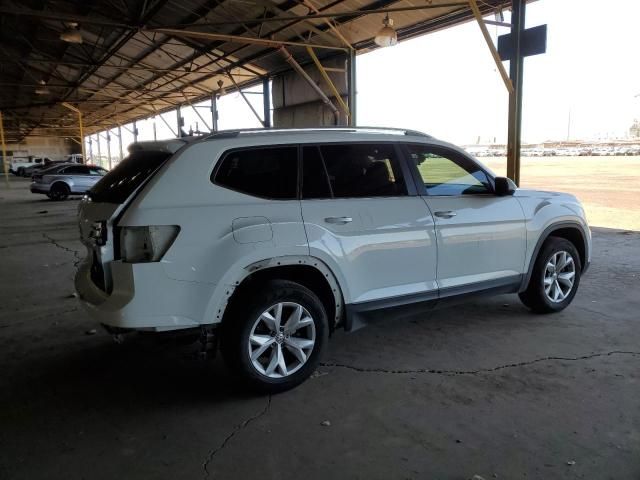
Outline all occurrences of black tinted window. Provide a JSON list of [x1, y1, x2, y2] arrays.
[[303, 143, 406, 198], [214, 147, 298, 199], [63, 166, 89, 175], [302, 146, 332, 199], [89, 151, 171, 203]]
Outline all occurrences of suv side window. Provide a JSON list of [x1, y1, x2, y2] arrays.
[[406, 144, 492, 196], [214, 146, 298, 200], [63, 165, 90, 175], [302, 143, 407, 199]]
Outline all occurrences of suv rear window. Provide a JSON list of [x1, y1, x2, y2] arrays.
[[89, 151, 171, 204], [213, 146, 298, 199]]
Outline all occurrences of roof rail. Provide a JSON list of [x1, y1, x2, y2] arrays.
[[205, 126, 431, 139]]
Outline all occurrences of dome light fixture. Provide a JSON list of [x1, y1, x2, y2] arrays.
[[374, 15, 397, 47], [60, 23, 83, 44]]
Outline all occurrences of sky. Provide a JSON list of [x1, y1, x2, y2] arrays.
[[357, 0, 640, 144], [86, 0, 640, 162]]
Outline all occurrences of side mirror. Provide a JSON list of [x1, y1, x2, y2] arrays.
[[494, 176, 516, 196]]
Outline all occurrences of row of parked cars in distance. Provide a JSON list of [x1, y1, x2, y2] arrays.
[[467, 145, 640, 157], [8, 154, 85, 177]]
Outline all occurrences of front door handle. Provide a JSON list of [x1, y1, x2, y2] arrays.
[[324, 216, 353, 225], [434, 211, 457, 219]]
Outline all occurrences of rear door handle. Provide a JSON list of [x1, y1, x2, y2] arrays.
[[324, 216, 353, 225], [434, 211, 457, 219]]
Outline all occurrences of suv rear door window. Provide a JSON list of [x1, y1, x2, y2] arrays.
[[214, 146, 298, 199], [89, 151, 172, 204], [302, 143, 407, 199]]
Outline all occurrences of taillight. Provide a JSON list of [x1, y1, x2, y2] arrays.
[[120, 226, 180, 263]]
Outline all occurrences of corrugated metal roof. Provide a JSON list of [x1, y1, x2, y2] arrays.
[[0, 0, 513, 141]]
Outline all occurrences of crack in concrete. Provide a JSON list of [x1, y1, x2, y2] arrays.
[[202, 394, 272, 478], [42, 233, 82, 268], [320, 350, 640, 376]]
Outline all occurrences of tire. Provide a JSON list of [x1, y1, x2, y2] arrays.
[[49, 182, 70, 201], [17, 168, 25, 177], [220, 279, 329, 393], [519, 237, 581, 313]]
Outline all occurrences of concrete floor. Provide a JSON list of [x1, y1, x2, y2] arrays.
[[1, 176, 639, 480]]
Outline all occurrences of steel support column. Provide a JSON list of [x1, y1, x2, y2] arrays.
[[96, 133, 102, 168], [118, 125, 124, 161], [176, 105, 183, 137], [105, 132, 112, 170], [133, 121, 138, 143], [0, 111, 8, 187], [506, 0, 525, 185], [263, 77, 271, 128], [89, 137, 93, 163], [211, 94, 218, 132], [347, 49, 357, 126]]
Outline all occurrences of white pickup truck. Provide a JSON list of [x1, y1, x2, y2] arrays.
[[10, 157, 52, 176]]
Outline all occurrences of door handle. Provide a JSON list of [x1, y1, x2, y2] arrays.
[[324, 216, 353, 225], [434, 211, 457, 219]]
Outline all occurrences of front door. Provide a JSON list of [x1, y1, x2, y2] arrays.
[[300, 143, 438, 305], [403, 144, 526, 292]]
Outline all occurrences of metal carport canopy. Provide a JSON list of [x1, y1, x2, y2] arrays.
[[0, 0, 523, 143]]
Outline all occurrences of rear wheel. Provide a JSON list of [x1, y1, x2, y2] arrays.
[[49, 182, 70, 201], [221, 279, 329, 393], [17, 168, 25, 177], [519, 237, 581, 313]]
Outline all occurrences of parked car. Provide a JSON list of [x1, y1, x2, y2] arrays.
[[30, 164, 107, 200], [10, 156, 52, 176], [74, 129, 591, 392]]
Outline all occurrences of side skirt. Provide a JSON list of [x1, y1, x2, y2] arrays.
[[344, 275, 522, 332]]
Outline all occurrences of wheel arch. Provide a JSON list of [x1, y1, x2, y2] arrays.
[[520, 221, 589, 291], [207, 256, 345, 331]]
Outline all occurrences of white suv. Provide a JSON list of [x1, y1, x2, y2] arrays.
[[75, 128, 591, 392]]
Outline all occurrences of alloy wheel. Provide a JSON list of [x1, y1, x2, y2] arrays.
[[543, 250, 576, 303], [247, 302, 316, 378]]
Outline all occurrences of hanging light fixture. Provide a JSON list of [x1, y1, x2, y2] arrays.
[[60, 23, 83, 44], [35, 80, 50, 95], [374, 15, 397, 47], [217, 79, 226, 96]]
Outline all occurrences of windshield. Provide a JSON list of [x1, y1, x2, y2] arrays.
[[89, 151, 172, 204]]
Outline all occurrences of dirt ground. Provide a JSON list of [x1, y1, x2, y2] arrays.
[[483, 156, 640, 231], [1, 176, 639, 480]]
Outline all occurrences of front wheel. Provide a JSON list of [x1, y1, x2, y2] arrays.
[[519, 237, 581, 313], [220, 280, 329, 393]]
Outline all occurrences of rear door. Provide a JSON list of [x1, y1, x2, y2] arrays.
[[300, 142, 437, 305], [403, 143, 526, 292]]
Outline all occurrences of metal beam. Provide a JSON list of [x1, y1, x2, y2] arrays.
[[307, 47, 350, 123], [468, 0, 513, 93], [279, 46, 340, 125], [226, 72, 267, 127], [150, 27, 349, 52]]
